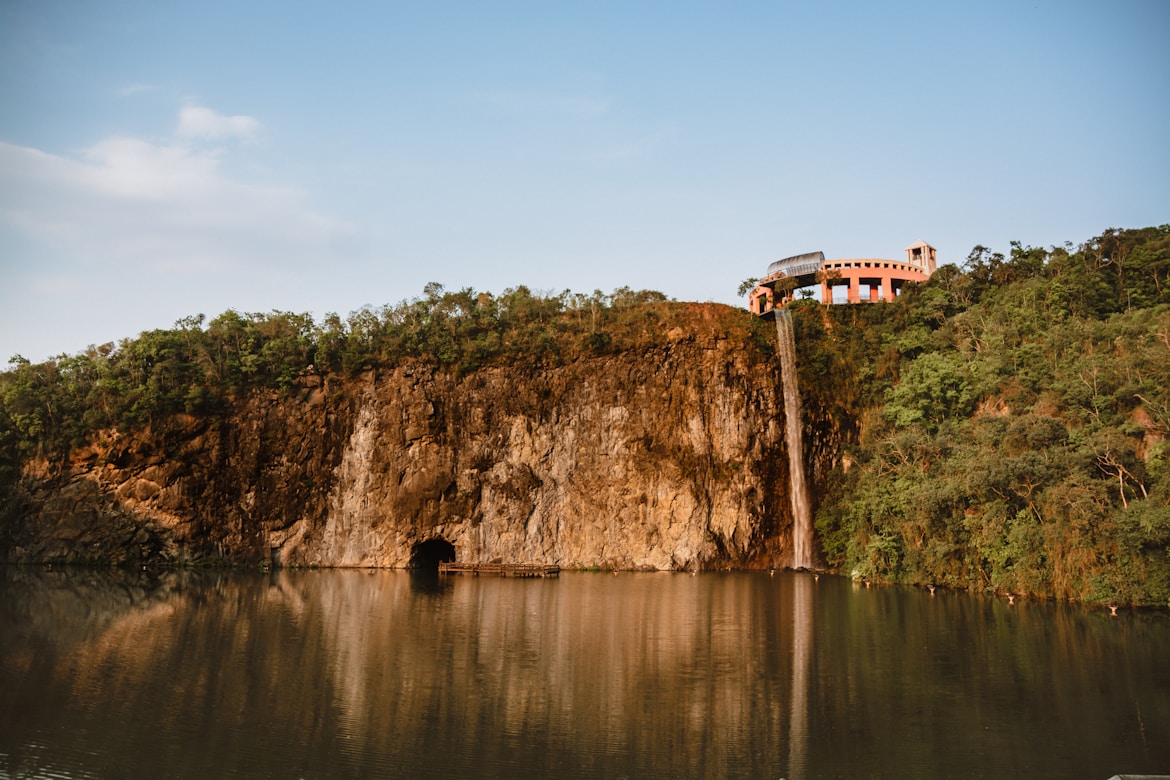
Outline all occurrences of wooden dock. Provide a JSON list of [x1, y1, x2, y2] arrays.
[[438, 562, 560, 578]]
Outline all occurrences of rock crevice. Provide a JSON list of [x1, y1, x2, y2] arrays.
[[4, 319, 833, 570]]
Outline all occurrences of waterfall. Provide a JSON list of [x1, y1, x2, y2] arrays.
[[775, 310, 813, 570]]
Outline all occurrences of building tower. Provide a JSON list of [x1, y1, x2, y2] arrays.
[[905, 240, 937, 275]]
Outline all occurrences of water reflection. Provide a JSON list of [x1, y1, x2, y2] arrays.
[[1, 567, 1168, 779], [788, 572, 812, 780]]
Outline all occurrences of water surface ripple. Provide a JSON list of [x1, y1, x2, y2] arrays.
[[1, 567, 1167, 779]]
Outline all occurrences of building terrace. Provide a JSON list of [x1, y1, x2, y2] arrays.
[[750, 240, 937, 317]]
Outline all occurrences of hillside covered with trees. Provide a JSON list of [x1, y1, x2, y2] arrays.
[[802, 225, 1170, 606], [1, 225, 1167, 605], [0, 286, 720, 486]]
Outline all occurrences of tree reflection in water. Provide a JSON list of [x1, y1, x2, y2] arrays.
[[1, 567, 1167, 779]]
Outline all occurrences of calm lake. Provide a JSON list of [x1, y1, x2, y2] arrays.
[[1, 566, 1167, 779]]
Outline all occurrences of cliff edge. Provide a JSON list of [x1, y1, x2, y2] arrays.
[[3, 304, 828, 570]]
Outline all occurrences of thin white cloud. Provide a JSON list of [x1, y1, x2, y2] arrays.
[[474, 88, 612, 118], [176, 105, 260, 142], [114, 83, 160, 97], [0, 105, 355, 276], [594, 125, 679, 162]]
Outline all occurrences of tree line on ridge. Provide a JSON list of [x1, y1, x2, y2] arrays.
[[800, 225, 1169, 605], [1, 225, 1167, 605], [0, 286, 698, 485]]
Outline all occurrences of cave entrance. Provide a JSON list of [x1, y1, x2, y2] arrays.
[[410, 538, 456, 572]]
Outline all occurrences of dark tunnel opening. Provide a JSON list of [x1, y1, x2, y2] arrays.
[[409, 538, 456, 572]]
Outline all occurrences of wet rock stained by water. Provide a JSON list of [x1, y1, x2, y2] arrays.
[[2, 311, 844, 570]]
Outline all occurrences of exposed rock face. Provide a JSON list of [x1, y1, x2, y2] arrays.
[[2, 307, 840, 569]]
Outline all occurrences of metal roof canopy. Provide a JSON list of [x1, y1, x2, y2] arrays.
[[766, 251, 825, 278]]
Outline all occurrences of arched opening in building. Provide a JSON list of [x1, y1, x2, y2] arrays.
[[409, 538, 456, 571]]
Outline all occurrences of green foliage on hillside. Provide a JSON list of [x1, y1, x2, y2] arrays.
[[0, 286, 715, 484], [3, 224, 1167, 605], [806, 225, 1170, 605]]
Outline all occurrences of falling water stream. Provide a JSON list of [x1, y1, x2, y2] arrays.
[[777, 309, 814, 780], [775, 309, 813, 569]]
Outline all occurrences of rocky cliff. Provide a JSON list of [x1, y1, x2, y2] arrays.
[[3, 305, 841, 570]]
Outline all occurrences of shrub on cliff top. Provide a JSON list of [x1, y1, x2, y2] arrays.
[[1, 285, 750, 476]]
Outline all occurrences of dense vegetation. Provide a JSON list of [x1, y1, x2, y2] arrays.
[[0, 285, 767, 487], [803, 226, 1170, 606], [2, 225, 1167, 605]]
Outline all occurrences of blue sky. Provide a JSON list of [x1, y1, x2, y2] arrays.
[[2, 0, 1168, 362]]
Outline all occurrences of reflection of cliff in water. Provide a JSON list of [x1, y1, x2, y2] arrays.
[[0, 565, 222, 649], [0, 570, 804, 778], [1, 569, 1167, 779]]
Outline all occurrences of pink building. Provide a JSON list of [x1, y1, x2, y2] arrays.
[[749, 241, 937, 316]]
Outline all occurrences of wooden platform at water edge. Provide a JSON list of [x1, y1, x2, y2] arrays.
[[438, 562, 560, 578]]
